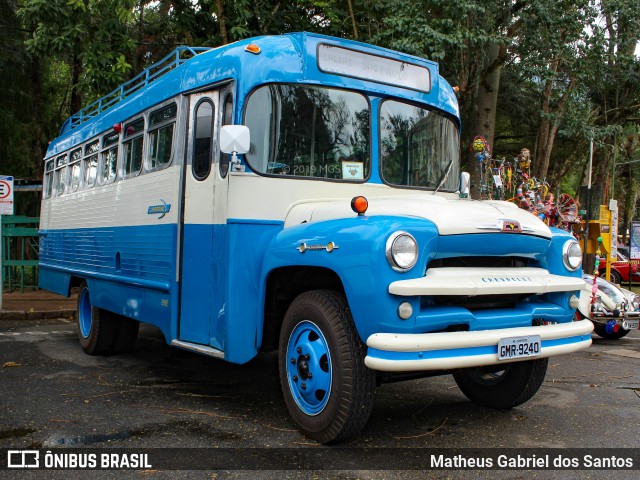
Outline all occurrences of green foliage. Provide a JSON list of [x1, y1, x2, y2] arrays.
[[1, 0, 639, 218]]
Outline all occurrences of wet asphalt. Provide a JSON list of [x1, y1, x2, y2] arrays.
[[0, 317, 638, 479]]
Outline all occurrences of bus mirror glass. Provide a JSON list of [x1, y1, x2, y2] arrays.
[[220, 125, 250, 155]]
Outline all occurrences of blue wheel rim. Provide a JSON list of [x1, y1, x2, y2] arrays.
[[78, 288, 93, 339], [286, 320, 332, 415]]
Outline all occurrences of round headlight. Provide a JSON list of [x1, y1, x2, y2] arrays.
[[386, 231, 418, 272], [562, 240, 582, 271]]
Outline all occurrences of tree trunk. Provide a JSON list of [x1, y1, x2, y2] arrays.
[[468, 43, 502, 199], [216, 0, 228, 44], [347, 0, 359, 39], [621, 162, 637, 245], [30, 54, 44, 176], [534, 69, 576, 180], [70, 54, 83, 115]]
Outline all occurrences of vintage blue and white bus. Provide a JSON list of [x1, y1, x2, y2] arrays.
[[39, 32, 592, 443]]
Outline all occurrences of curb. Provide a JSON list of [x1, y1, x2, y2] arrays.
[[0, 310, 76, 320]]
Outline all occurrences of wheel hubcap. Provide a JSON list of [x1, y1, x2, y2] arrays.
[[286, 320, 332, 415], [78, 288, 93, 339]]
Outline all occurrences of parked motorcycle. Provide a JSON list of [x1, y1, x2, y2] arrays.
[[576, 274, 640, 340]]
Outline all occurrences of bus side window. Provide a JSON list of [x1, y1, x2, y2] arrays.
[[69, 148, 82, 193], [100, 130, 119, 185], [123, 118, 145, 177], [219, 93, 233, 178], [83, 140, 99, 188], [148, 102, 177, 171], [192, 99, 214, 180], [54, 154, 67, 196], [44, 160, 54, 199]]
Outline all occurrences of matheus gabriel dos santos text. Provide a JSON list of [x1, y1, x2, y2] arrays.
[[431, 453, 634, 469]]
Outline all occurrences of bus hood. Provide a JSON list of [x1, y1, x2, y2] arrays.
[[284, 195, 551, 238]]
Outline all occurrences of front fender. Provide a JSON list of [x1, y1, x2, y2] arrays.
[[261, 215, 439, 341], [545, 227, 583, 279]]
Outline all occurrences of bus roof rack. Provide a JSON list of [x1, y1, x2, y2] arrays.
[[63, 46, 214, 133]]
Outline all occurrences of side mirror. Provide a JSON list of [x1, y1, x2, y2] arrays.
[[459, 172, 470, 199], [220, 125, 250, 155]]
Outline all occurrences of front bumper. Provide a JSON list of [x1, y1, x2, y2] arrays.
[[365, 319, 593, 372]]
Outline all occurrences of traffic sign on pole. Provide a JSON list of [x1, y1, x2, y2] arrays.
[[0, 175, 12, 308], [0, 175, 14, 215]]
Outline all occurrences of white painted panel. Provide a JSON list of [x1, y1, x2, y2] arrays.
[[40, 165, 180, 230]]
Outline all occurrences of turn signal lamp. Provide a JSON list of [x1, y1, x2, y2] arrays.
[[245, 44, 261, 55], [351, 196, 368, 216]]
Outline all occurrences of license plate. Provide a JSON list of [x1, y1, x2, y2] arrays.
[[497, 335, 541, 361], [623, 319, 639, 330]]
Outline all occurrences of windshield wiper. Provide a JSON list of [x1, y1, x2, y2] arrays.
[[432, 159, 453, 194]]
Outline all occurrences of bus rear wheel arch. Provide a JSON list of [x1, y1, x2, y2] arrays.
[[278, 290, 376, 444], [76, 281, 139, 355]]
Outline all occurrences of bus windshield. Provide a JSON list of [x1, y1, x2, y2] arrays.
[[244, 84, 370, 181], [380, 99, 459, 191]]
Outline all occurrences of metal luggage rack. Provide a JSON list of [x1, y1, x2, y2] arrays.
[[64, 46, 214, 132]]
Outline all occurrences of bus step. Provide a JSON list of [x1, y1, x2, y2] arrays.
[[171, 339, 224, 359]]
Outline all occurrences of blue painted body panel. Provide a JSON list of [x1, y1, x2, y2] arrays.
[[226, 221, 284, 363], [261, 217, 581, 344], [39, 225, 177, 340], [179, 224, 221, 347]]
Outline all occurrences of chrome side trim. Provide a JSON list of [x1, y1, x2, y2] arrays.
[[171, 339, 225, 359]]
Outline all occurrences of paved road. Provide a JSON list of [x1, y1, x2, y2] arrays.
[[0, 317, 638, 479]]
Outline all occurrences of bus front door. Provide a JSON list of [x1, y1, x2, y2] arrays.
[[178, 89, 228, 350]]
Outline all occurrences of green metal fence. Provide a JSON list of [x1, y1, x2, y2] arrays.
[[1, 216, 39, 292]]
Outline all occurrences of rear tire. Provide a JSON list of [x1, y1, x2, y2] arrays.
[[279, 290, 376, 444], [453, 358, 548, 409], [76, 281, 139, 355], [77, 281, 119, 355], [112, 316, 140, 353]]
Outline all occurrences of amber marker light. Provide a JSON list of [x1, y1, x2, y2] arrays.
[[245, 44, 261, 55], [351, 196, 368, 216]]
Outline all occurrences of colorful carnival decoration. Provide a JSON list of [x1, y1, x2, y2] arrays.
[[591, 237, 602, 311], [517, 148, 532, 174], [590, 237, 621, 335], [471, 135, 490, 156], [470, 136, 495, 199], [472, 141, 582, 236]]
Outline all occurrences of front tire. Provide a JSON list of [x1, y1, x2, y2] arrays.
[[279, 290, 376, 444], [453, 358, 548, 409]]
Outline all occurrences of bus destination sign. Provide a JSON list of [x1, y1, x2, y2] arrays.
[[317, 44, 431, 93]]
